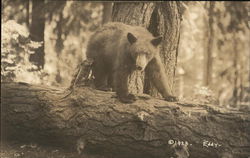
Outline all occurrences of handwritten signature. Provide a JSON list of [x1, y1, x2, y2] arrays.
[[168, 139, 222, 148]]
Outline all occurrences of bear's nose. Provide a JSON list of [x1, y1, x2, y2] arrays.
[[136, 65, 143, 70]]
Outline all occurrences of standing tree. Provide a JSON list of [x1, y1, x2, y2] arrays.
[[29, 0, 45, 69], [204, 1, 215, 86], [102, 2, 113, 24], [226, 2, 249, 106]]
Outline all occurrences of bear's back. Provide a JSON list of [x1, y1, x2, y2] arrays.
[[95, 22, 152, 37], [101, 22, 154, 42], [86, 22, 154, 59]]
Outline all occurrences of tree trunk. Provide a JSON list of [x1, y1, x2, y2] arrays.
[[102, 2, 113, 24], [55, 12, 64, 84], [2, 82, 250, 158], [29, 0, 45, 70], [204, 1, 215, 86], [112, 2, 181, 97], [232, 31, 245, 107], [26, 0, 30, 29]]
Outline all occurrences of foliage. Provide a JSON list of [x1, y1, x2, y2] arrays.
[[44, 1, 103, 86], [2, 1, 103, 86], [209, 2, 249, 106], [1, 20, 44, 83], [193, 86, 217, 104], [2, 0, 28, 25], [177, 2, 208, 98], [177, 2, 249, 107]]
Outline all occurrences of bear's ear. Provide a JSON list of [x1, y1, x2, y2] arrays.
[[151, 36, 162, 47], [127, 32, 137, 44]]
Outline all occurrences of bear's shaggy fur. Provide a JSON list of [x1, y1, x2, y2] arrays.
[[86, 22, 177, 103]]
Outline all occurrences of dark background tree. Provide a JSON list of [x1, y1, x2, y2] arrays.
[[102, 2, 113, 24], [29, 0, 45, 69], [204, 1, 215, 86]]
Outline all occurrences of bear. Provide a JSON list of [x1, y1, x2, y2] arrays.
[[86, 22, 178, 103]]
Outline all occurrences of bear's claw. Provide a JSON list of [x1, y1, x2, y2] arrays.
[[119, 93, 136, 103], [165, 96, 179, 102], [97, 86, 113, 92]]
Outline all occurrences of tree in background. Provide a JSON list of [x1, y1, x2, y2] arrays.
[[44, 2, 103, 86], [2, 1, 103, 86], [204, 1, 215, 86], [177, 1, 249, 107], [2, 0, 28, 25], [102, 2, 113, 24], [46, 1, 66, 84], [226, 2, 249, 107], [207, 1, 249, 107], [29, 0, 45, 69]]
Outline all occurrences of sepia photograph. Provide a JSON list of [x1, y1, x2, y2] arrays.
[[1, 1, 250, 158]]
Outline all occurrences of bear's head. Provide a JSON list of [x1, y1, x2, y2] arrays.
[[127, 32, 162, 71]]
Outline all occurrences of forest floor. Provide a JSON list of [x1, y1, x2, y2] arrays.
[[0, 141, 79, 158], [1, 141, 109, 158]]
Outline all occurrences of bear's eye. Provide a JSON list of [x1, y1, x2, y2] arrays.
[[145, 52, 151, 56], [141, 51, 149, 55]]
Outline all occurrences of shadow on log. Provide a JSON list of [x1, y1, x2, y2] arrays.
[[1, 82, 250, 158]]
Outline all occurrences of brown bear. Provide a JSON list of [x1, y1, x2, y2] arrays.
[[86, 22, 178, 103]]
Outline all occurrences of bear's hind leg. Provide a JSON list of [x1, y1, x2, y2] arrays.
[[92, 60, 110, 91], [107, 71, 114, 91]]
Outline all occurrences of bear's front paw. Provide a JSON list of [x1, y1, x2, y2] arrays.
[[164, 95, 178, 102], [119, 93, 137, 103]]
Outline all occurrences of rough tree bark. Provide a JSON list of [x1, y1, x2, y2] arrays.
[[112, 2, 181, 97], [2, 82, 250, 158], [102, 2, 113, 24]]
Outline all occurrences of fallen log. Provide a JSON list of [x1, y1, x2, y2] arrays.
[[1, 82, 250, 158]]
